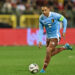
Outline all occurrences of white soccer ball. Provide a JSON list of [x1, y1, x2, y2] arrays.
[[29, 64, 39, 73]]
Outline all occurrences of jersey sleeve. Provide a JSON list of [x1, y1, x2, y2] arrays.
[[39, 16, 44, 42], [52, 12, 67, 33]]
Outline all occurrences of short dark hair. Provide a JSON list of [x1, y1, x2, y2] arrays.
[[41, 4, 50, 8]]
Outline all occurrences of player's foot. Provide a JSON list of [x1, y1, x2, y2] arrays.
[[64, 43, 72, 50], [40, 69, 45, 73]]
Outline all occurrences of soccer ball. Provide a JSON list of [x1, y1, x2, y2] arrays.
[[29, 64, 39, 73]]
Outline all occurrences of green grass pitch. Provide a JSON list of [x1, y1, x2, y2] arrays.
[[0, 45, 75, 75]]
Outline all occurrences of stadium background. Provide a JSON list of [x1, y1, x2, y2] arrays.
[[0, 0, 75, 75], [0, 0, 75, 45]]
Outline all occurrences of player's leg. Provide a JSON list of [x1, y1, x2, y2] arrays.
[[51, 47, 66, 56], [40, 38, 58, 73], [51, 43, 72, 56], [41, 39, 51, 71], [51, 37, 72, 56]]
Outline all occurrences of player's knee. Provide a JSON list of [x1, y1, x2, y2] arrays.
[[47, 47, 50, 53], [47, 47, 53, 53], [49, 47, 53, 52]]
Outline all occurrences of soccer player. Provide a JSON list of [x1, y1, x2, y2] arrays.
[[38, 5, 72, 73]]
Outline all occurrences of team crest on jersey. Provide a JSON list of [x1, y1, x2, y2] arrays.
[[52, 19, 54, 23]]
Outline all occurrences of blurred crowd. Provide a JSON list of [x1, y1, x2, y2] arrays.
[[0, 0, 75, 27]]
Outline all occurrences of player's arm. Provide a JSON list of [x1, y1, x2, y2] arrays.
[[59, 15, 67, 39], [55, 13, 67, 39], [38, 19, 44, 48]]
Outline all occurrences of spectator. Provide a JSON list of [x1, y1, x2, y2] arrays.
[[58, 0, 64, 10], [2, 0, 12, 14], [24, 3, 34, 14], [16, 2, 26, 14]]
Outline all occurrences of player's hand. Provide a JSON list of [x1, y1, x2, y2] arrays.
[[38, 42, 42, 48], [62, 33, 65, 40]]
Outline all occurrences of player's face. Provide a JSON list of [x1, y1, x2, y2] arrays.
[[41, 6, 50, 17]]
